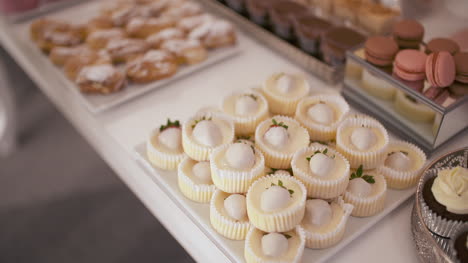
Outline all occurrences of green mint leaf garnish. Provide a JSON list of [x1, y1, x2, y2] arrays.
[[278, 180, 284, 187], [288, 189, 294, 195], [271, 119, 288, 129], [284, 234, 292, 239], [362, 175, 375, 184], [246, 94, 257, 101], [160, 118, 181, 131], [349, 165, 375, 184], [191, 116, 212, 129]]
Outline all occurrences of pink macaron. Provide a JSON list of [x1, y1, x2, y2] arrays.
[[393, 49, 427, 81], [425, 51, 456, 88]]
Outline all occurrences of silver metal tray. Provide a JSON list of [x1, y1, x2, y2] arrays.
[[411, 147, 468, 263]]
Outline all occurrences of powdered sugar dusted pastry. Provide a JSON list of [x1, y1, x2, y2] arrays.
[[30, 18, 69, 42], [221, 90, 269, 135], [85, 16, 114, 34], [182, 113, 235, 161], [161, 1, 203, 21], [262, 72, 310, 116], [301, 197, 353, 248], [126, 50, 178, 83], [86, 28, 126, 50], [49, 45, 91, 66], [210, 190, 250, 240], [177, 14, 214, 33], [107, 5, 152, 27], [178, 157, 217, 203], [146, 28, 185, 48], [64, 50, 111, 80], [189, 19, 237, 49], [246, 174, 307, 232], [291, 145, 350, 199], [343, 167, 387, 217], [295, 95, 350, 141], [35, 23, 84, 53], [377, 140, 426, 189], [146, 119, 185, 170], [255, 116, 310, 169], [125, 16, 175, 38], [160, 38, 207, 65], [336, 116, 389, 170], [210, 142, 265, 193], [106, 38, 149, 63], [244, 226, 306, 263], [76, 64, 126, 94]]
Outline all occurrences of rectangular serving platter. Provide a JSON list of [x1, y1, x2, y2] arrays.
[[133, 141, 415, 263], [9, 0, 242, 113], [198, 0, 343, 85]]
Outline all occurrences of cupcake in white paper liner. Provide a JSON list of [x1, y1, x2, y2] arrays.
[[244, 225, 306, 263], [246, 174, 307, 233], [210, 142, 266, 193], [336, 116, 389, 170], [291, 145, 350, 199], [146, 119, 185, 170], [295, 95, 350, 141], [210, 190, 251, 240], [343, 169, 387, 217], [177, 156, 217, 203], [182, 112, 235, 161], [377, 140, 427, 189], [221, 90, 269, 135], [301, 197, 354, 249], [255, 116, 310, 169]]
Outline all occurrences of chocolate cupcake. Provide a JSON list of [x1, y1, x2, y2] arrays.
[[420, 166, 468, 238], [268, 0, 308, 40], [293, 14, 331, 56], [451, 226, 468, 263], [321, 27, 365, 67], [245, 0, 280, 26]]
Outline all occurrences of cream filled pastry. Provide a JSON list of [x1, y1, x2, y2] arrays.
[[378, 140, 426, 189], [343, 166, 387, 217], [336, 116, 389, 170], [210, 190, 250, 240], [244, 226, 306, 263], [182, 113, 234, 161], [210, 142, 265, 193], [147, 119, 185, 170], [255, 116, 310, 169], [292, 146, 350, 199], [246, 174, 307, 232], [301, 197, 353, 249], [222, 90, 269, 135], [262, 72, 310, 116], [178, 157, 216, 203], [295, 95, 350, 141]]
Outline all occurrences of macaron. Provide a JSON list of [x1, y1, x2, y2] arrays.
[[365, 36, 399, 66], [426, 38, 460, 55], [392, 19, 424, 49], [393, 49, 427, 81], [425, 51, 456, 88], [454, 52, 468, 84]]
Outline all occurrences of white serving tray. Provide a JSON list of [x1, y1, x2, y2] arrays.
[[9, 0, 241, 113], [133, 143, 415, 263]]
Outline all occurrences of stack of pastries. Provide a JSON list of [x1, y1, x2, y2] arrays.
[[29, 0, 237, 94], [146, 72, 427, 262]]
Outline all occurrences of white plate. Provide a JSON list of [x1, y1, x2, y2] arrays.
[[10, 0, 241, 113], [133, 143, 415, 263]]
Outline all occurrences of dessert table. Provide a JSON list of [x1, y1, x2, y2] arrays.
[[0, 4, 467, 262]]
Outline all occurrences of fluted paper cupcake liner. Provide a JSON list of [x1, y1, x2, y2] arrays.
[[182, 112, 235, 161], [419, 168, 468, 238], [244, 225, 306, 263], [291, 146, 350, 199], [210, 143, 266, 194], [343, 173, 387, 217], [302, 197, 354, 249], [146, 128, 185, 170], [246, 174, 307, 232], [255, 116, 310, 169], [336, 117, 389, 170], [449, 225, 468, 263], [295, 95, 350, 141], [177, 157, 217, 203], [209, 190, 251, 240], [377, 140, 427, 189], [261, 73, 310, 116], [221, 90, 269, 136]]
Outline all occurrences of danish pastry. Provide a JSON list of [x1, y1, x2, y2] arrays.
[[106, 38, 149, 63], [161, 38, 207, 65], [189, 19, 236, 49], [161, 2, 202, 21], [76, 64, 126, 94], [49, 45, 91, 67], [146, 28, 185, 48], [126, 50, 178, 83], [86, 28, 126, 50], [64, 50, 111, 80], [126, 16, 175, 38], [177, 13, 213, 33]]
